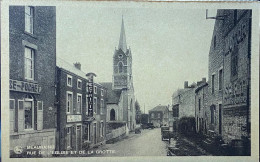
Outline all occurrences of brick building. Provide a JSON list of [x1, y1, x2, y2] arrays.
[[149, 105, 169, 127], [208, 10, 251, 144], [9, 6, 56, 157], [56, 60, 87, 151], [56, 59, 107, 151]]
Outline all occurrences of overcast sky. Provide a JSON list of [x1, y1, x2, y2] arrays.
[[57, 4, 216, 113]]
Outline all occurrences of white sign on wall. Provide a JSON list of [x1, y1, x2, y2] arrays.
[[67, 115, 82, 123]]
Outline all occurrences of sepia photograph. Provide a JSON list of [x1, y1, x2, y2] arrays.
[[1, 1, 259, 162]]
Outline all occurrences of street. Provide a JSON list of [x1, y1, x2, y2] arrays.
[[92, 128, 168, 156]]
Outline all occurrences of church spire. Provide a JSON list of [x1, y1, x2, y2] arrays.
[[118, 16, 127, 53]]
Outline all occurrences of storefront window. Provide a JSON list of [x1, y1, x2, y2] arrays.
[[67, 127, 71, 149], [24, 100, 33, 129], [84, 124, 90, 141]]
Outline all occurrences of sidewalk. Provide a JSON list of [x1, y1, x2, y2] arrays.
[[168, 134, 212, 156]]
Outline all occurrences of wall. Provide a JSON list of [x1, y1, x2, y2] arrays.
[[222, 10, 251, 143], [9, 6, 56, 156], [195, 84, 209, 134]]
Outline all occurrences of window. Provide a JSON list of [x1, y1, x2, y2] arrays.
[[157, 113, 160, 118], [25, 6, 34, 34], [86, 95, 89, 115], [213, 36, 216, 49], [10, 99, 15, 132], [219, 69, 223, 90], [24, 47, 34, 80], [231, 46, 238, 79], [67, 92, 73, 113], [94, 86, 97, 94], [77, 79, 82, 89], [173, 105, 179, 117], [93, 97, 97, 114], [37, 101, 43, 130], [234, 10, 238, 24], [66, 127, 71, 149], [100, 99, 104, 114], [118, 62, 123, 73], [100, 122, 104, 137], [77, 94, 82, 114], [151, 113, 154, 118], [24, 99, 33, 129], [67, 75, 72, 87], [84, 124, 90, 141], [210, 105, 216, 124], [211, 74, 215, 94], [101, 89, 104, 96], [199, 98, 201, 111]]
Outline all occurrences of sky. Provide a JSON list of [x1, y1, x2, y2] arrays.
[[57, 4, 216, 113]]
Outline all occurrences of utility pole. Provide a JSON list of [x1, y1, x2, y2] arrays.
[[144, 104, 145, 114]]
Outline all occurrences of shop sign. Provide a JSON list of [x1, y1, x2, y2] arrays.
[[9, 79, 41, 94], [87, 76, 94, 116], [225, 22, 248, 55], [67, 115, 82, 123], [223, 78, 248, 106]]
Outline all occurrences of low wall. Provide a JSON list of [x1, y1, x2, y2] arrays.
[[106, 124, 126, 144]]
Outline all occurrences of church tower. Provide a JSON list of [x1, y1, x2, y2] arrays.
[[112, 18, 133, 90]]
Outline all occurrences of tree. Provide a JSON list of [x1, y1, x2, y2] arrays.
[[135, 100, 141, 124]]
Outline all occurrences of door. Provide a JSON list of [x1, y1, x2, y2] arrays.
[[219, 104, 222, 135], [37, 101, 43, 130], [93, 123, 97, 144], [76, 125, 82, 151], [10, 99, 15, 132]]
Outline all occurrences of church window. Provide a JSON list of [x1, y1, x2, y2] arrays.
[[118, 62, 123, 73], [110, 109, 115, 121]]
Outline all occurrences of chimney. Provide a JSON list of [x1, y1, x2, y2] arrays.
[[202, 77, 206, 83], [74, 62, 81, 70], [184, 81, 188, 88]]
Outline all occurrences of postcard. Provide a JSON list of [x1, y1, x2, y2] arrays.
[[1, 1, 259, 162]]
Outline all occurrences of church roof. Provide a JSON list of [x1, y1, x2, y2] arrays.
[[150, 105, 169, 112], [118, 17, 127, 53], [100, 82, 122, 104]]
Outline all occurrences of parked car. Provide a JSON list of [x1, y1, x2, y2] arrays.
[[162, 130, 170, 141], [135, 124, 142, 134], [141, 123, 155, 129], [161, 126, 169, 135]]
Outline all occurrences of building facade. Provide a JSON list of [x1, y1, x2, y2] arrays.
[[101, 18, 136, 132], [195, 82, 209, 134], [208, 10, 251, 144], [9, 6, 56, 157], [56, 61, 87, 152], [149, 105, 169, 127], [56, 60, 107, 151], [172, 81, 197, 120]]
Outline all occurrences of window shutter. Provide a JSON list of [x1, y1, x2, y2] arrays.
[[37, 101, 43, 130], [9, 99, 15, 132], [18, 100, 24, 132]]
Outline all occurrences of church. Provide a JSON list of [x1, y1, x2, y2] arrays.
[[101, 18, 136, 132]]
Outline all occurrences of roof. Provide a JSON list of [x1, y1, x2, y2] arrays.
[[195, 82, 208, 93], [118, 17, 127, 53], [150, 105, 168, 112], [100, 82, 122, 104], [57, 58, 87, 79]]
